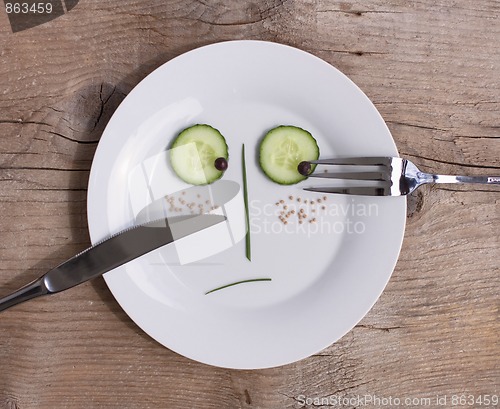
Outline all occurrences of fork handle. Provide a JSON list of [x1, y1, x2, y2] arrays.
[[0, 277, 48, 313], [425, 174, 500, 185]]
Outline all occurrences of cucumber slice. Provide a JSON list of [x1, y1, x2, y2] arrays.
[[170, 124, 229, 185], [259, 125, 319, 185]]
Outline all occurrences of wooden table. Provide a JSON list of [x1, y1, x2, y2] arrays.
[[1, 1, 498, 408]]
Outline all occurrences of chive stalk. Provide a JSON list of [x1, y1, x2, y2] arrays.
[[205, 278, 271, 295], [242, 144, 251, 261]]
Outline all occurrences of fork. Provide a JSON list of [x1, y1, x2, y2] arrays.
[[301, 157, 500, 196]]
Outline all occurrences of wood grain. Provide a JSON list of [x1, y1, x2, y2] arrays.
[[0, 1, 498, 408]]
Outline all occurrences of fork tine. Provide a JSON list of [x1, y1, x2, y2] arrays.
[[308, 171, 390, 181], [304, 185, 393, 196], [310, 157, 392, 166]]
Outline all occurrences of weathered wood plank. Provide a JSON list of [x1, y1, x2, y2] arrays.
[[0, 0, 498, 408]]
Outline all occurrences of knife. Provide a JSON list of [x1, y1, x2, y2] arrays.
[[0, 214, 226, 313]]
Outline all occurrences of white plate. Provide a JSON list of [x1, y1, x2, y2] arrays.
[[87, 40, 406, 369]]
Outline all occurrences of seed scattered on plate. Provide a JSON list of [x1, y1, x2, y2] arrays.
[[272, 194, 332, 226]]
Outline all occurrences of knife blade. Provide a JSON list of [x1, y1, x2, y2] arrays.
[[0, 214, 226, 313]]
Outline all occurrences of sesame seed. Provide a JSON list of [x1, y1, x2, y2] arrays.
[[197, 194, 201, 198], [299, 220, 303, 224], [311, 201, 315, 205], [312, 209, 316, 212], [205, 200, 210, 205], [289, 195, 294, 200], [182, 191, 186, 195], [297, 198, 301, 202], [322, 205, 326, 210], [275, 202, 279, 206], [317, 198, 322, 203], [279, 200, 284, 204], [304, 199, 308, 204], [284, 221, 288, 225], [284, 205, 288, 210], [300, 208, 305, 213], [323, 196, 327, 201], [291, 210, 296, 214]]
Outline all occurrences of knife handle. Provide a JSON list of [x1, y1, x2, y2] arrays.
[[0, 277, 49, 313]]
